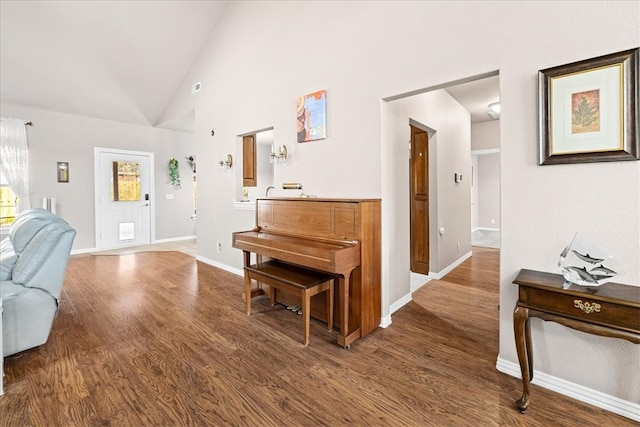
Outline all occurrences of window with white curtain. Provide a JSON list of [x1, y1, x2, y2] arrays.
[[0, 118, 31, 220], [0, 171, 18, 226]]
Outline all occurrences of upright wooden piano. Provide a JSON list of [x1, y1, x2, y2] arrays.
[[232, 197, 381, 348]]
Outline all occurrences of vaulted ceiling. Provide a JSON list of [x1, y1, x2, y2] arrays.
[[1, 1, 498, 130], [0, 1, 227, 127]]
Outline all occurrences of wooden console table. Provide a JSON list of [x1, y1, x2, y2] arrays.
[[512, 269, 640, 412]]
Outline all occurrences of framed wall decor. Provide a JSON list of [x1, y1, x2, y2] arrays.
[[296, 89, 327, 142], [57, 161, 69, 183], [539, 48, 639, 165]]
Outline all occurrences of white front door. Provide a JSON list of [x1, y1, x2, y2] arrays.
[[95, 148, 154, 250]]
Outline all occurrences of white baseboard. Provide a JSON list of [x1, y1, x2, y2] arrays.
[[153, 235, 196, 244], [496, 357, 640, 422], [410, 272, 431, 292], [389, 293, 413, 316], [472, 227, 501, 232], [71, 235, 197, 256], [429, 251, 472, 280], [379, 315, 392, 328], [70, 247, 97, 255], [196, 255, 243, 277], [471, 148, 500, 155]]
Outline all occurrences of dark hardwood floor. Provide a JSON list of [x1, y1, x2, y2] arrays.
[[1, 247, 634, 426]]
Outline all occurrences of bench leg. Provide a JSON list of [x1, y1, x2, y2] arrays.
[[245, 274, 252, 316], [270, 286, 277, 306], [302, 290, 311, 346], [327, 279, 334, 332]]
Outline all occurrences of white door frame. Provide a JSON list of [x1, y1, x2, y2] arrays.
[[94, 147, 156, 250]]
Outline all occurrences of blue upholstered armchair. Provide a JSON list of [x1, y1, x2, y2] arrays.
[[1, 208, 76, 356]]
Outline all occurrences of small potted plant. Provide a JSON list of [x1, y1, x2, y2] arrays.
[[168, 158, 181, 189]]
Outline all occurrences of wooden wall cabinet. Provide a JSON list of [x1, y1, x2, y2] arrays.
[[242, 134, 257, 187]]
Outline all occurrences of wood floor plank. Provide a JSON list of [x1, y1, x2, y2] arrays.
[[1, 247, 635, 426]]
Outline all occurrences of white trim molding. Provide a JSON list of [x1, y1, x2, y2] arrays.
[[153, 235, 196, 244], [472, 226, 500, 232], [496, 357, 640, 422], [429, 251, 472, 280], [471, 148, 500, 155], [379, 315, 392, 328], [389, 293, 413, 316], [196, 255, 243, 277]]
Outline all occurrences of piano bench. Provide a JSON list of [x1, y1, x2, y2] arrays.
[[244, 260, 334, 346]]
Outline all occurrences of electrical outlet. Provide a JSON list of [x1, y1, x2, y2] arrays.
[[457, 243, 460, 252], [217, 242, 222, 253]]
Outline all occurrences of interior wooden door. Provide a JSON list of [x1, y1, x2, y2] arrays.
[[410, 125, 429, 274]]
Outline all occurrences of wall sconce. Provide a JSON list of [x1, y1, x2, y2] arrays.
[[219, 154, 233, 169], [487, 102, 500, 120], [186, 155, 196, 173], [270, 145, 288, 164]]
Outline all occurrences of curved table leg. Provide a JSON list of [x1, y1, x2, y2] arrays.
[[513, 305, 532, 413]]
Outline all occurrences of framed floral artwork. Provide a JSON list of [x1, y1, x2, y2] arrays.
[[539, 48, 638, 165]]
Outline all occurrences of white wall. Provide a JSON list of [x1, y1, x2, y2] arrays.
[[162, 0, 640, 411], [471, 154, 479, 230], [476, 153, 500, 229], [472, 120, 500, 151], [471, 120, 501, 230], [471, 120, 500, 230], [0, 103, 196, 250], [477, 153, 500, 230]]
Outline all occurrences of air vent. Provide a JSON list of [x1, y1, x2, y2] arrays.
[[191, 82, 202, 94]]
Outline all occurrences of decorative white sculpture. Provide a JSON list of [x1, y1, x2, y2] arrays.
[[558, 233, 618, 289]]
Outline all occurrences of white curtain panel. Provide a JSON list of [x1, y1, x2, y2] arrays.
[[0, 118, 31, 211]]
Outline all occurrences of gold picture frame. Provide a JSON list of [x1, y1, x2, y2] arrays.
[[539, 48, 639, 165], [57, 161, 69, 183]]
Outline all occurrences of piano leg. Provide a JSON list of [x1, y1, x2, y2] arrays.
[[336, 270, 360, 349], [243, 251, 252, 316]]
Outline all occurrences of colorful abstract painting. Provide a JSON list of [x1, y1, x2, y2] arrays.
[[297, 90, 326, 142]]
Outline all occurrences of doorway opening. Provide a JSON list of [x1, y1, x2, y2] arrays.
[[379, 71, 500, 323]]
